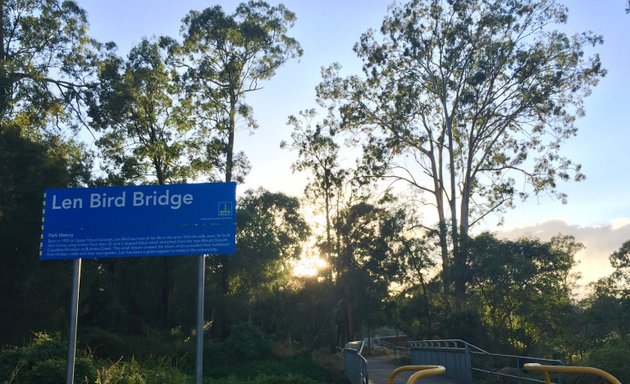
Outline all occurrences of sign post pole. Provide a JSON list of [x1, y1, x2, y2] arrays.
[[196, 254, 206, 384], [65, 258, 82, 384]]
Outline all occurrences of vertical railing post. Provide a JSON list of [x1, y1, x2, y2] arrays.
[[464, 342, 472, 384]]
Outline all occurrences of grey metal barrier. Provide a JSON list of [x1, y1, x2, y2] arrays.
[[410, 339, 472, 383], [410, 339, 565, 384], [344, 341, 369, 384]]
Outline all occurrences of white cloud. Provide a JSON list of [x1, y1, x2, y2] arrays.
[[611, 217, 630, 231], [496, 219, 630, 294]]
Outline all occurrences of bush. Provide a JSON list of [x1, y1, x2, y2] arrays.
[[95, 357, 192, 384], [208, 374, 321, 384], [79, 326, 132, 359], [222, 322, 272, 359], [96, 359, 146, 384], [0, 333, 96, 384], [581, 337, 630, 383]]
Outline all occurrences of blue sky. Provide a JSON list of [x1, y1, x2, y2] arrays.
[[78, 0, 630, 287]]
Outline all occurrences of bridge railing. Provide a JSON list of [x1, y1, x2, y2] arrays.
[[375, 337, 410, 361], [343, 341, 369, 384], [409, 339, 565, 384]]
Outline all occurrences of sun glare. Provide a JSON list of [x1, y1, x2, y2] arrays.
[[293, 247, 328, 278]]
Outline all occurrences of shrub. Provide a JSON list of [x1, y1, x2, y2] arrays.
[[0, 333, 96, 384], [222, 322, 272, 359], [208, 374, 321, 384], [95, 359, 146, 384], [79, 326, 132, 359], [581, 337, 630, 383]]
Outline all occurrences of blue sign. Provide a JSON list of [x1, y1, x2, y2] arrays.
[[40, 183, 236, 260]]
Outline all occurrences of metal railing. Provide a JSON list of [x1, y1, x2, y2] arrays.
[[409, 339, 565, 384], [343, 341, 369, 384], [385, 365, 446, 384], [376, 337, 411, 361], [524, 363, 622, 384], [409, 339, 472, 383]]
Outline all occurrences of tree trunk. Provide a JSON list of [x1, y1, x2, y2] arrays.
[[215, 91, 237, 339], [446, 115, 463, 313]]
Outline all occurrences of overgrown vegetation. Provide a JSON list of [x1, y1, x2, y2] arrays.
[[0, 327, 344, 384]]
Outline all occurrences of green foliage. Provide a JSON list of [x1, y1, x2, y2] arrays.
[[0, 0, 101, 133], [88, 38, 204, 185], [95, 360, 146, 384], [565, 337, 630, 384], [0, 333, 96, 384], [233, 189, 309, 293], [175, 0, 302, 182], [0, 127, 91, 344], [204, 351, 337, 384], [95, 359, 189, 384], [222, 322, 272, 359], [468, 233, 580, 353], [609, 240, 630, 294], [208, 374, 322, 384]]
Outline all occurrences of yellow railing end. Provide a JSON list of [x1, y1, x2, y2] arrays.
[[385, 365, 446, 384], [524, 363, 622, 384]]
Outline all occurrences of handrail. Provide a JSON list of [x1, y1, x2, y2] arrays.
[[409, 339, 564, 383], [385, 365, 446, 384], [524, 363, 622, 384], [343, 341, 369, 384], [378, 338, 411, 360]]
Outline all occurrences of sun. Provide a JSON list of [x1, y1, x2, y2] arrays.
[[292, 246, 328, 278]]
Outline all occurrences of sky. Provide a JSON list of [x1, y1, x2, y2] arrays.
[[78, 0, 630, 289]]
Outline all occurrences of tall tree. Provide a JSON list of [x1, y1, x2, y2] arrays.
[[609, 240, 630, 296], [88, 38, 203, 185], [0, 0, 100, 133], [175, 0, 303, 183], [331, 194, 422, 343], [172, 0, 302, 337], [283, 109, 348, 283], [0, 127, 91, 344], [317, 0, 605, 312], [230, 189, 309, 322], [86, 38, 204, 328], [0, 0, 98, 343]]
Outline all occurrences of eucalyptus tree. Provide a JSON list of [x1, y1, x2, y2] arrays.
[[0, 128, 91, 344], [283, 109, 349, 282], [88, 38, 202, 185], [86, 38, 203, 328], [317, 0, 605, 311], [0, 0, 99, 342], [231, 189, 309, 319], [0, 0, 100, 133], [170, 1, 302, 337], [175, 0, 303, 183], [333, 195, 420, 342]]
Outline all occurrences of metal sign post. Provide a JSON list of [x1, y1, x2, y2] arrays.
[[65, 258, 81, 384], [196, 254, 206, 384]]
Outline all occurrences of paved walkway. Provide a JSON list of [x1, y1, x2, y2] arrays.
[[367, 356, 458, 384]]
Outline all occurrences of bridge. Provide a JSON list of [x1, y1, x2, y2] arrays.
[[341, 339, 565, 384]]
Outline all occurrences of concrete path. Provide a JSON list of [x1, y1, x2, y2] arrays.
[[367, 356, 458, 384]]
